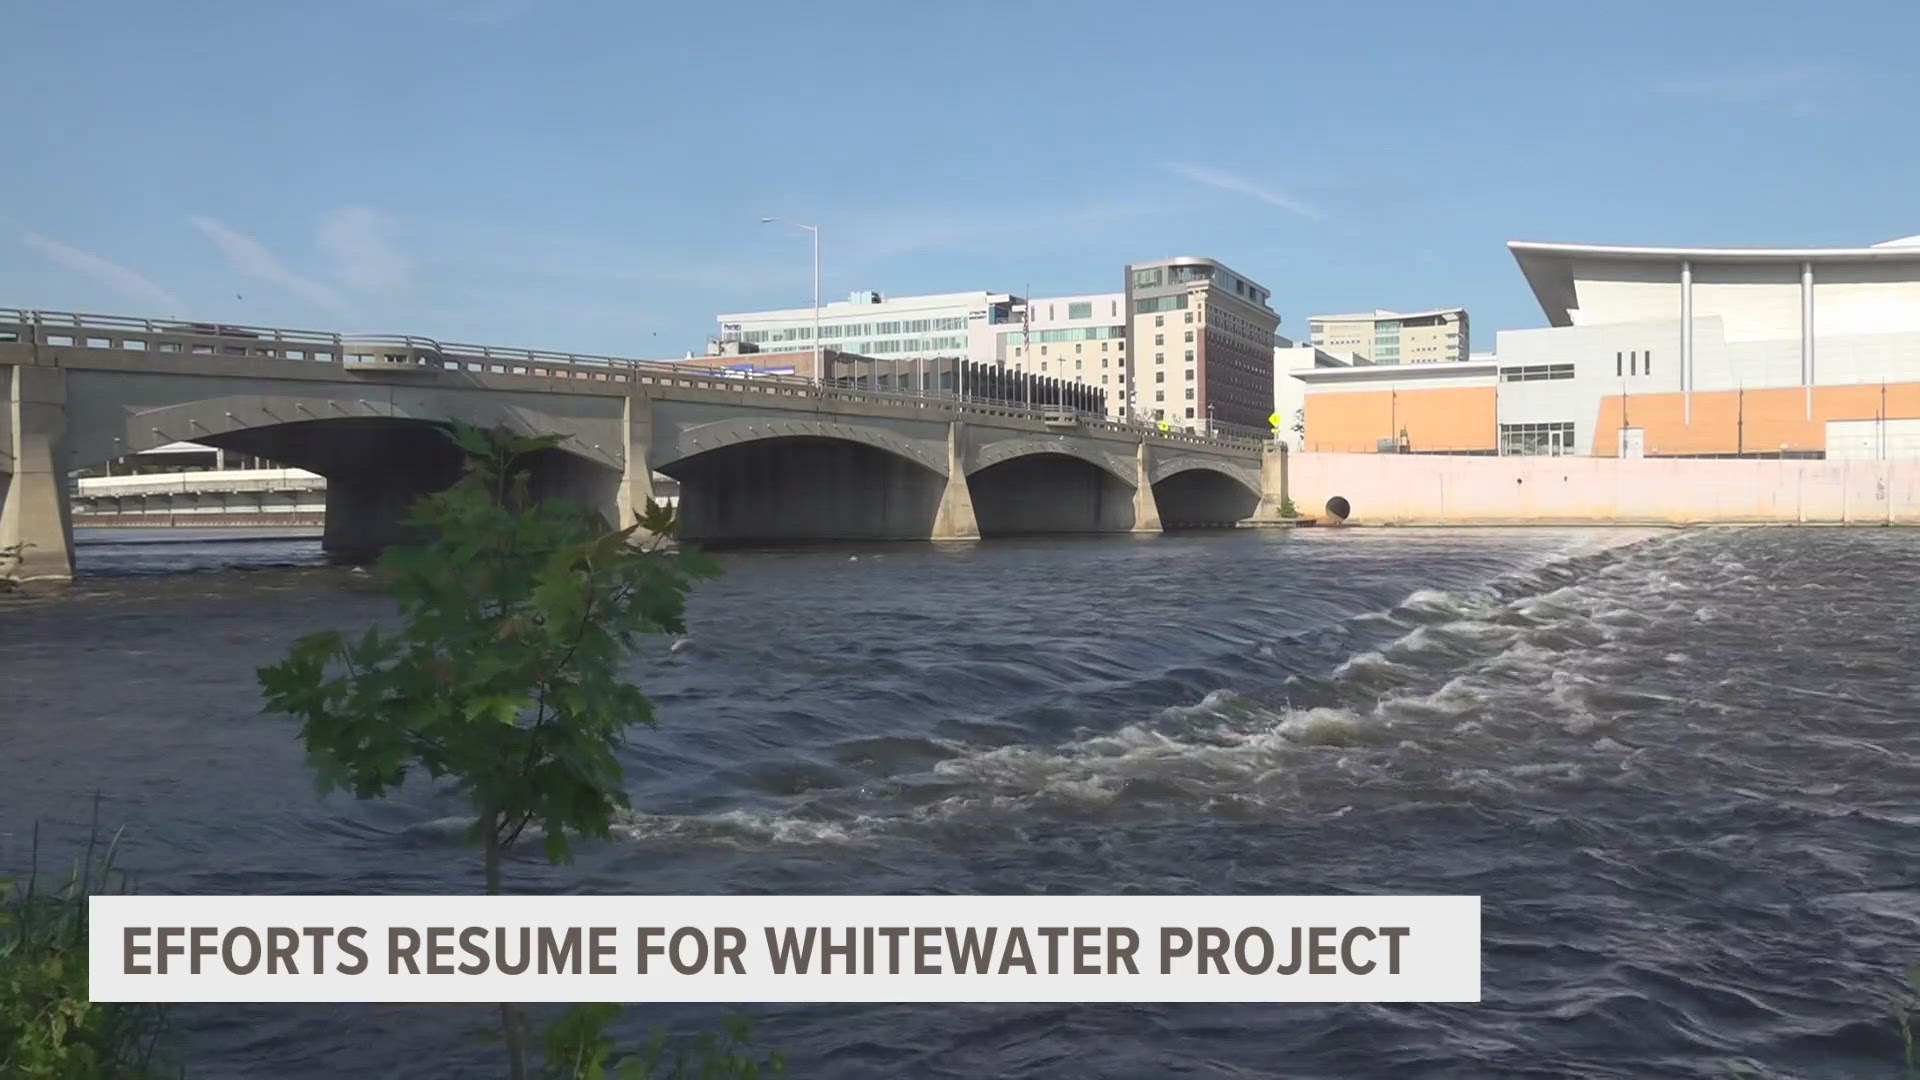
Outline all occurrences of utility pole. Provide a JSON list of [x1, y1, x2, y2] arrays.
[[1023, 287, 1032, 410], [1620, 381, 1630, 457], [760, 218, 821, 389], [1881, 379, 1889, 460], [1737, 385, 1745, 456]]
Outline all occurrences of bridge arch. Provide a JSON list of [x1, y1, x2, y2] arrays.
[[1149, 461, 1262, 528], [64, 388, 624, 476], [967, 437, 1134, 486], [651, 416, 944, 476], [661, 433, 948, 543], [66, 387, 625, 559], [1146, 456, 1260, 495], [967, 450, 1140, 535]]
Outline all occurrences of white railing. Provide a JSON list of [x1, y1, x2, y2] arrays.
[[0, 308, 1267, 454]]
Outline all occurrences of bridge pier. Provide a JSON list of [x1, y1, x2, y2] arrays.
[[614, 394, 657, 534], [1244, 442, 1296, 522], [930, 420, 979, 540], [1, 365, 74, 584], [1131, 440, 1163, 534], [320, 469, 450, 558]]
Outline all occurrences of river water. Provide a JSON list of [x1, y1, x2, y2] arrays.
[[3, 525, 1918, 1078]]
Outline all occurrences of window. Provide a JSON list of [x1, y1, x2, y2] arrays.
[[1155, 315, 1164, 328], [1184, 311, 1194, 324], [1155, 391, 1165, 402], [1500, 421, 1577, 456], [1155, 353, 1164, 364], [1074, 343, 1082, 353], [1615, 351, 1622, 376], [1184, 388, 1195, 399], [1645, 350, 1652, 374], [1132, 268, 1163, 289], [1134, 295, 1188, 314], [1184, 350, 1194, 362], [1185, 369, 1195, 380], [1183, 330, 1194, 342], [1155, 371, 1165, 382], [1068, 301, 1092, 320], [1500, 364, 1574, 382], [1630, 351, 1638, 376], [1186, 407, 1195, 418], [1154, 334, 1164, 346]]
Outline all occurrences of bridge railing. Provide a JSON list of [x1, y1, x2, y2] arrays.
[[1, 308, 1267, 453]]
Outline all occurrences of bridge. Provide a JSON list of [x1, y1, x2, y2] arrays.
[[1, 309, 1293, 583]]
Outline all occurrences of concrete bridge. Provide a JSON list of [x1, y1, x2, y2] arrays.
[[1, 309, 1290, 583]]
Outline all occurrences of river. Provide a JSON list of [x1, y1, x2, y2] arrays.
[[3, 525, 1917, 1077]]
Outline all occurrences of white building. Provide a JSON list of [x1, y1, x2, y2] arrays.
[[1496, 235, 1920, 456], [1308, 307, 1470, 364], [716, 290, 1021, 365], [995, 292, 1128, 416]]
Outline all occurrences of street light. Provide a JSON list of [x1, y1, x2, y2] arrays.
[[761, 217, 821, 389]]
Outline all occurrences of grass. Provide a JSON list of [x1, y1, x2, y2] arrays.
[[0, 805, 178, 1078]]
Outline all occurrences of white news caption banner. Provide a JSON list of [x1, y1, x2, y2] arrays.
[[92, 895, 1480, 1004]]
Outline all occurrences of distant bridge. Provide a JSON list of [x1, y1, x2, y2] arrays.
[[1, 309, 1291, 582]]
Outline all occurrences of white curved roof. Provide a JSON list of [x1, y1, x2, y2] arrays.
[[1508, 238, 1920, 326]]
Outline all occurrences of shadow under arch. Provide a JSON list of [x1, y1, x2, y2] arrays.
[[179, 417, 619, 558], [1152, 465, 1261, 527], [661, 435, 946, 543], [968, 451, 1137, 535]]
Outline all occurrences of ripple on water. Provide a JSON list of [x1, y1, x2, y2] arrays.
[[5, 525, 1918, 1078]]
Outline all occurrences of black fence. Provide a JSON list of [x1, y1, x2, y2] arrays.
[[825, 355, 1107, 415]]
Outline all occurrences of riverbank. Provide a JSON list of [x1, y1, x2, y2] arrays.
[[1288, 451, 1920, 525]]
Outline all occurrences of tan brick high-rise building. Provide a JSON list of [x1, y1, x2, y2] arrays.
[[1308, 308, 1469, 365], [1123, 257, 1279, 432]]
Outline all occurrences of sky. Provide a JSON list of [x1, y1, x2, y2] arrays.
[[4, 0, 1918, 358]]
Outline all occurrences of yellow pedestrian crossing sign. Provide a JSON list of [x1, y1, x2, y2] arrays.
[[1157, 419, 1170, 432], [1268, 411, 1281, 429]]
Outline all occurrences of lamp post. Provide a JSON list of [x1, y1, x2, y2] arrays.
[[761, 217, 820, 388]]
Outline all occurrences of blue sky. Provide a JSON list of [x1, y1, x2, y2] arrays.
[[4, 0, 1917, 357]]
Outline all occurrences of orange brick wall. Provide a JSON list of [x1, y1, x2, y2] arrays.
[[1304, 386, 1497, 453], [1592, 382, 1920, 456]]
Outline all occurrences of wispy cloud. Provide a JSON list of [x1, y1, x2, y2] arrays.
[[318, 207, 412, 294], [407, 0, 535, 24], [1164, 163, 1323, 221], [189, 215, 347, 311], [1648, 63, 1858, 116], [823, 195, 1165, 261], [23, 234, 185, 313]]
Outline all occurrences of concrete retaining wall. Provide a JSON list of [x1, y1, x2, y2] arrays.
[[1289, 452, 1920, 525]]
